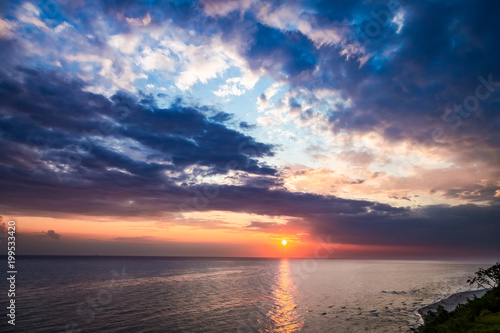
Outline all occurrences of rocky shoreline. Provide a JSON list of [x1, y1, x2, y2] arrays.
[[414, 289, 488, 326]]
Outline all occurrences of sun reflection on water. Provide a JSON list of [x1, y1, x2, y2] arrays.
[[267, 259, 304, 332]]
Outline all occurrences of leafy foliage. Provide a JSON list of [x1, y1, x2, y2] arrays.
[[467, 262, 500, 289], [412, 288, 500, 332], [413, 262, 500, 333]]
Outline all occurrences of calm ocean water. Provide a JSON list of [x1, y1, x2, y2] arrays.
[[0, 257, 489, 332]]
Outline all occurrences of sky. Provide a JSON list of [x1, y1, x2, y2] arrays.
[[0, 0, 499, 259]]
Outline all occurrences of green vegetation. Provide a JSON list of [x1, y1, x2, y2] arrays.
[[468, 263, 500, 290], [468, 312, 500, 333], [413, 262, 500, 333]]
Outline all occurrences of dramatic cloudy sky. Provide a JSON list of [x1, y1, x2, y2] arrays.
[[0, 0, 499, 258]]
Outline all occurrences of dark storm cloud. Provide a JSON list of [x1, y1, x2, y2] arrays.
[[0, 69, 275, 179], [0, 68, 281, 218], [314, 0, 500, 150], [321, 204, 500, 252], [198, 184, 500, 253], [245, 24, 318, 76]]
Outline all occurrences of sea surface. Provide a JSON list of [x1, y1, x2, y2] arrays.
[[0, 257, 491, 332]]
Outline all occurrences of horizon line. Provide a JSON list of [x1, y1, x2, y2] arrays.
[[3, 254, 496, 262]]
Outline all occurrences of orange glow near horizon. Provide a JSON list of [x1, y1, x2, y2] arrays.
[[10, 215, 440, 258], [12, 215, 310, 257]]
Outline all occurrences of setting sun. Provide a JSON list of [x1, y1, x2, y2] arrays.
[[281, 240, 287, 246]]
